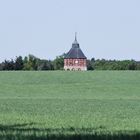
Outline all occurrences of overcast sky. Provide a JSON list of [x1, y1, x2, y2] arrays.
[[0, 0, 140, 61]]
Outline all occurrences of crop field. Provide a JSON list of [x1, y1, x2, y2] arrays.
[[0, 71, 140, 140]]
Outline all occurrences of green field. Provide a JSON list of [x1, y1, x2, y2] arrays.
[[0, 71, 140, 140]]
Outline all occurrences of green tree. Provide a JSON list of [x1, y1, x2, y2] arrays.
[[3, 59, 15, 70], [53, 55, 64, 70], [15, 56, 24, 70], [37, 60, 54, 70], [87, 58, 95, 70], [23, 55, 39, 70]]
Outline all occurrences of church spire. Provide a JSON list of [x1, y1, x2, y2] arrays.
[[75, 32, 77, 42], [73, 32, 78, 44]]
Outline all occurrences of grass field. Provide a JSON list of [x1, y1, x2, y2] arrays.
[[0, 71, 140, 140]]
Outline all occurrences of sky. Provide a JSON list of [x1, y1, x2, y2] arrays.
[[0, 0, 140, 61]]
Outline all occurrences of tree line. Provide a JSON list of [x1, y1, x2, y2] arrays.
[[0, 54, 63, 71], [87, 58, 140, 70], [0, 54, 140, 70]]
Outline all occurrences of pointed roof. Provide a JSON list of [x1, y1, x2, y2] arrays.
[[65, 33, 87, 59], [73, 32, 78, 44]]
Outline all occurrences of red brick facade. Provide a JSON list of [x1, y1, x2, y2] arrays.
[[64, 59, 87, 71]]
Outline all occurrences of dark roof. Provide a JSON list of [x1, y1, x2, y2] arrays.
[[65, 36, 87, 59]]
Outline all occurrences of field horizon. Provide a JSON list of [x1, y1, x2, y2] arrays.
[[0, 71, 140, 140]]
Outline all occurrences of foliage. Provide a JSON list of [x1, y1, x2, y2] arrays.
[[37, 60, 54, 70], [2, 59, 15, 70], [0, 71, 140, 139], [14, 56, 24, 70], [0, 55, 55, 71], [23, 55, 39, 70], [53, 54, 64, 70], [87, 58, 95, 70], [89, 59, 140, 70]]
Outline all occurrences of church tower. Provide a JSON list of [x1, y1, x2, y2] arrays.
[[64, 34, 87, 71]]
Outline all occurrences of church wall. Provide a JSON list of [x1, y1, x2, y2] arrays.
[[64, 59, 87, 71]]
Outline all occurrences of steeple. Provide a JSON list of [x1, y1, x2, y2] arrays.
[[73, 32, 79, 45], [75, 32, 77, 42]]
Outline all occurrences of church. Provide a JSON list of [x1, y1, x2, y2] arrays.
[[64, 34, 87, 71]]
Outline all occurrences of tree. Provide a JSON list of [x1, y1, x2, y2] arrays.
[[23, 55, 39, 70], [0, 63, 4, 70], [3, 59, 15, 70], [128, 60, 137, 70], [87, 58, 94, 70], [23, 56, 31, 70], [15, 56, 24, 70], [53, 55, 64, 70], [37, 60, 54, 70]]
